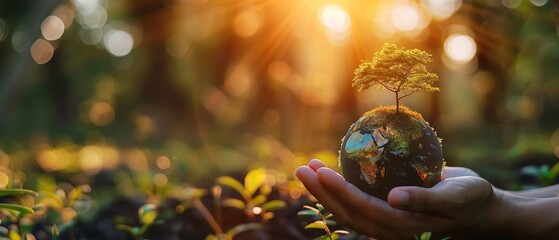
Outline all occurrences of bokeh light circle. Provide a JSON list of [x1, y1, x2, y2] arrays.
[[318, 4, 351, 33], [444, 33, 477, 64], [103, 29, 134, 57]]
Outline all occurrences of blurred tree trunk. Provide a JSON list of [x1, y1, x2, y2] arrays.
[[129, 0, 191, 137]]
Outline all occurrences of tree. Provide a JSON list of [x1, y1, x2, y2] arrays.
[[352, 43, 439, 113]]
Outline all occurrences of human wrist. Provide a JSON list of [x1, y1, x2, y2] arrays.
[[483, 187, 559, 238]]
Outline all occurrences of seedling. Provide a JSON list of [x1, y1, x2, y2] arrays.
[[116, 203, 160, 240], [297, 203, 349, 240], [216, 168, 286, 221]]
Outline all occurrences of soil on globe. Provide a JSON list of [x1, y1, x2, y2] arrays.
[[339, 106, 444, 200]]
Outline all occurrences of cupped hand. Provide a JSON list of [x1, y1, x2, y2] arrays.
[[295, 159, 502, 239]]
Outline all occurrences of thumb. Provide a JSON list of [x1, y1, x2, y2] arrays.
[[387, 176, 492, 212]]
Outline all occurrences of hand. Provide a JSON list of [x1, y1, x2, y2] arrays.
[[295, 159, 503, 239]]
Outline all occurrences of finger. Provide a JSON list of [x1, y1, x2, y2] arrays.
[[388, 176, 492, 213], [297, 166, 399, 239], [442, 167, 479, 179], [315, 168, 409, 236], [308, 159, 327, 172]]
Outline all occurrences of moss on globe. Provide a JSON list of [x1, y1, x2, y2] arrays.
[[339, 106, 444, 200]]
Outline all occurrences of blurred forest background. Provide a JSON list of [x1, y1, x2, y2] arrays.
[[1, 0, 559, 229]]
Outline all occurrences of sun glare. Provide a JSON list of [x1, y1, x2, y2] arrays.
[[444, 33, 477, 64], [318, 4, 351, 33], [390, 4, 420, 32]]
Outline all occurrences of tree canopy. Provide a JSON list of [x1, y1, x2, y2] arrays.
[[352, 43, 439, 113]]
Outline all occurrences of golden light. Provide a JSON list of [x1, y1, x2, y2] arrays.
[[88, 102, 115, 126], [0, 150, 9, 167], [30, 39, 54, 64], [78, 146, 104, 174], [318, 4, 351, 33], [0, 172, 9, 188], [391, 4, 420, 32], [41, 16, 65, 41], [124, 149, 149, 172], [156, 155, 171, 170], [268, 61, 292, 82], [423, 0, 462, 20], [37, 149, 70, 172], [103, 29, 134, 57], [444, 33, 477, 64], [233, 6, 264, 38], [154, 173, 168, 187], [252, 206, 263, 215], [224, 64, 253, 97], [52, 5, 74, 29]]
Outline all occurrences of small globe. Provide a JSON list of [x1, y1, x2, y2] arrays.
[[339, 106, 444, 200]]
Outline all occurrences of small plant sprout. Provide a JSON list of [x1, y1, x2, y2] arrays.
[[116, 203, 160, 240], [297, 203, 349, 240], [352, 43, 439, 113], [216, 168, 286, 221]]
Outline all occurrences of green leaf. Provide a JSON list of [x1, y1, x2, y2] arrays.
[[226, 223, 262, 237], [521, 166, 540, 177], [67, 187, 83, 206], [420, 232, 432, 240], [324, 219, 337, 226], [260, 200, 286, 211], [549, 162, 559, 180], [297, 209, 318, 216], [51, 225, 59, 240], [216, 176, 245, 196], [138, 204, 158, 226], [0, 189, 37, 197], [303, 205, 320, 214], [0, 203, 34, 214], [244, 168, 266, 197], [8, 231, 21, 240], [251, 194, 267, 207], [305, 221, 326, 230], [222, 198, 246, 210]]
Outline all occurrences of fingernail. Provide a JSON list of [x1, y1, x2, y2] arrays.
[[388, 189, 409, 208], [316, 167, 344, 181]]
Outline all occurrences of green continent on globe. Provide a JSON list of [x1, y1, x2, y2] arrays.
[[339, 106, 444, 200]]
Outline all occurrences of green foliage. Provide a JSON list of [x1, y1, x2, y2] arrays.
[[0, 183, 92, 240], [116, 204, 160, 240], [521, 162, 559, 186], [216, 168, 286, 221], [414, 232, 452, 240], [298, 203, 349, 240], [352, 43, 439, 112]]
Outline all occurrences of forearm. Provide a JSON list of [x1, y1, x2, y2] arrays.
[[507, 184, 559, 198], [486, 188, 559, 239]]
